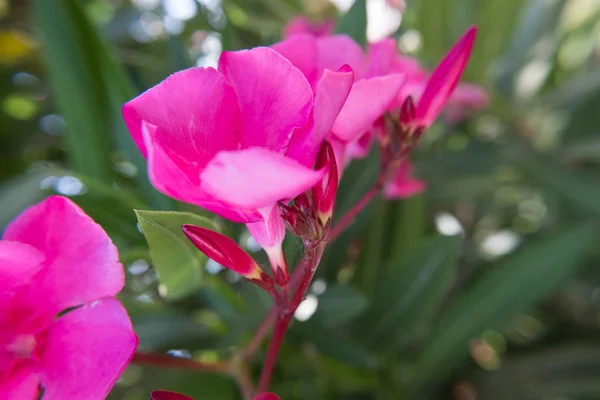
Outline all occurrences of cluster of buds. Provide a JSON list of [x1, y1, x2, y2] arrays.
[[279, 141, 338, 243]]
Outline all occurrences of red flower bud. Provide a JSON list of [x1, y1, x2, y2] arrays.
[[294, 192, 312, 216], [150, 391, 193, 400], [254, 393, 280, 400], [182, 225, 273, 289], [399, 96, 415, 126], [312, 141, 338, 226]]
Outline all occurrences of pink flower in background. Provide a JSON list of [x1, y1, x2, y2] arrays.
[[383, 160, 427, 199], [272, 34, 405, 171], [283, 16, 334, 38], [445, 83, 490, 123], [123, 47, 353, 272], [0, 196, 137, 399]]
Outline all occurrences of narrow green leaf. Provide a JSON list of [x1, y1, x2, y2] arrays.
[[412, 224, 596, 388], [360, 235, 459, 348], [313, 284, 369, 327], [516, 148, 600, 217], [32, 0, 113, 182], [135, 210, 220, 300], [390, 194, 427, 263], [335, 0, 367, 47]]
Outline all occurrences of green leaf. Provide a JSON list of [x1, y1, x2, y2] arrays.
[[313, 284, 369, 328], [335, 0, 367, 47], [411, 224, 596, 388], [135, 210, 220, 300], [32, 0, 113, 183], [515, 147, 600, 217], [360, 235, 459, 349]]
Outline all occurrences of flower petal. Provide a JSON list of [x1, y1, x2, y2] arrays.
[[2, 196, 124, 314], [316, 35, 367, 78], [39, 298, 138, 400], [0, 365, 39, 399], [272, 34, 319, 86], [331, 74, 404, 142], [122, 67, 240, 165], [142, 123, 260, 223], [218, 47, 313, 150], [383, 161, 427, 199], [246, 205, 286, 251], [415, 26, 477, 126], [200, 147, 324, 210], [286, 66, 354, 167], [0, 241, 44, 292]]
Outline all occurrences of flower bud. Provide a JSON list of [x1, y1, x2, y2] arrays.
[[150, 391, 193, 400], [182, 225, 274, 290], [312, 141, 338, 226], [399, 96, 415, 126], [278, 202, 309, 237], [254, 393, 280, 400]]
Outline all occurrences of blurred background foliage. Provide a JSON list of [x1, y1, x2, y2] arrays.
[[2, 0, 600, 399]]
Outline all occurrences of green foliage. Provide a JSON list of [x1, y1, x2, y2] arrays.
[[135, 210, 220, 300]]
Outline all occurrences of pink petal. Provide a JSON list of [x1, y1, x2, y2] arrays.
[[286, 66, 354, 167], [218, 48, 313, 150], [316, 35, 367, 79], [142, 122, 260, 223], [331, 74, 404, 142], [366, 38, 397, 77], [122, 67, 240, 165], [415, 26, 477, 126], [383, 161, 427, 199], [271, 34, 319, 85], [0, 365, 39, 399], [39, 298, 138, 400], [151, 390, 194, 400], [200, 147, 325, 210], [3, 196, 124, 314], [0, 241, 44, 292], [283, 16, 333, 38], [246, 205, 286, 251]]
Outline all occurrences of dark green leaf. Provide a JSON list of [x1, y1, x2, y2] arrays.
[[412, 224, 596, 388], [313, 284, 369, 327], [360, 235, 459, 349]]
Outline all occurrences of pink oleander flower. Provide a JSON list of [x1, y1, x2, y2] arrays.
[[123, 47, 354, 275], [150, 390, 280, 400], [272, 34, 405, 172], [383, 160, 427, 199], [283, 16, 334, 38], [0, 196, 137, 399]]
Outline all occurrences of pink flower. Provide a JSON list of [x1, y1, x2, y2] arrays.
[[283, 16, 334, 38], [383, 160, 427, 199], [122, 47, 354, 272], [0, 196, 137, 399], [445, 83, 489, 123], [272, 34, 405, 171]]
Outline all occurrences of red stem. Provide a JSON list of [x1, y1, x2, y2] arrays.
[[257, 242, 326, 393]]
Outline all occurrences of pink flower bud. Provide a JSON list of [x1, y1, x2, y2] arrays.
[[414, 26, 477, 127], [254, 393, 281, 400], [312, 141, 338, 226], [182, 225, 273, 289], [294, 192, 313, 216], [151, 391, 194, 400]]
